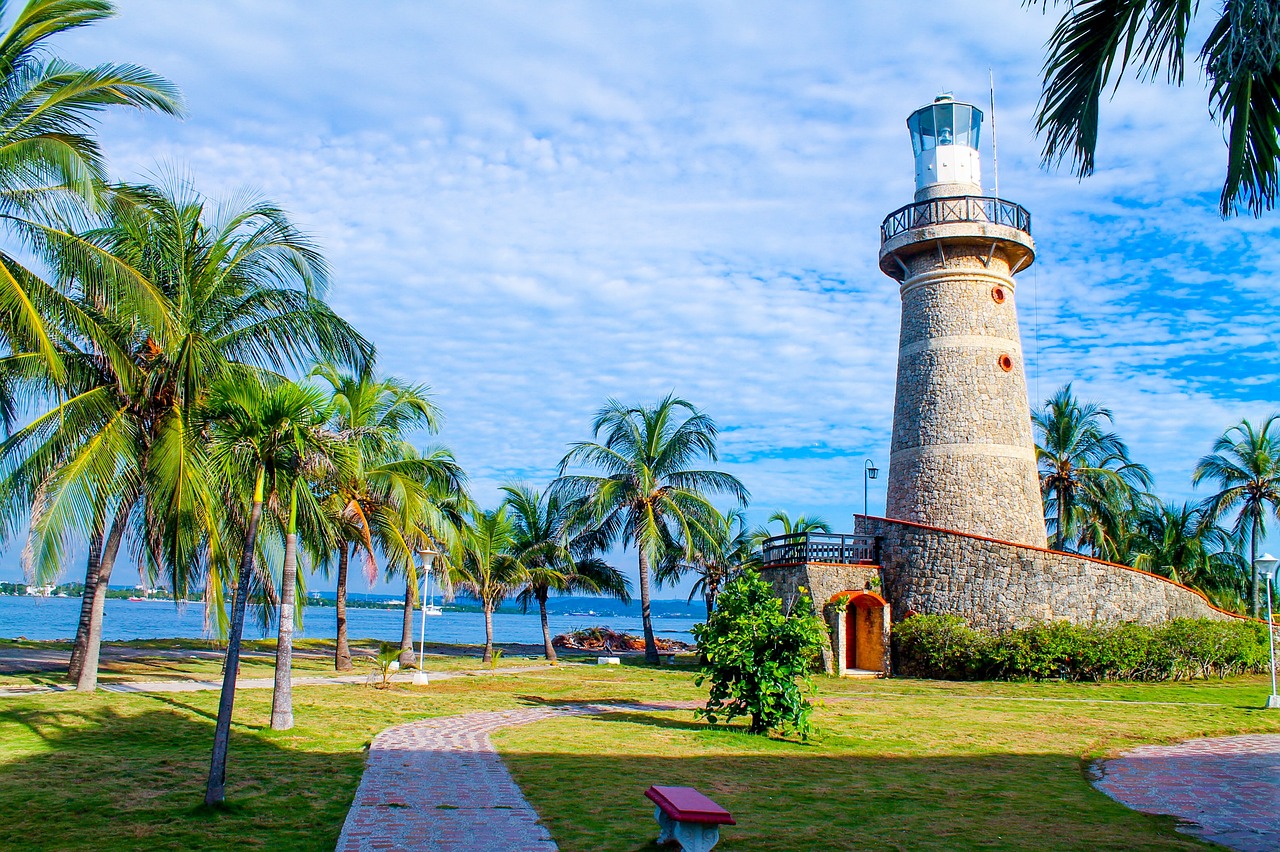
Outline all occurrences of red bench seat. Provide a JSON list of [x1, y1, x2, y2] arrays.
[[644, 785, 736, 825]]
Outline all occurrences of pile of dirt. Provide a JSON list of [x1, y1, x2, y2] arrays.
[[551, 626, 692, 653]]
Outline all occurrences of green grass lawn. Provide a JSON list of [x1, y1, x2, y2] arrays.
[[1, 656, 1277, 851], [0, 638, 594, 688]]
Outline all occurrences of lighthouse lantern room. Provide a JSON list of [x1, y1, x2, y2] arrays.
[[907, 95, 983, 200]]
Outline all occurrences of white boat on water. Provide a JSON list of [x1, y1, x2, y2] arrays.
[[423, 570, 444, 616]]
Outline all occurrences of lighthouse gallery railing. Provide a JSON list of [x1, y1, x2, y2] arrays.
[[761, 532, 879, 567], [880, 195, 1032, 244]]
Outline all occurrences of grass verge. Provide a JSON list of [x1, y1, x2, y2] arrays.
[[1, 656, 1277, 851]]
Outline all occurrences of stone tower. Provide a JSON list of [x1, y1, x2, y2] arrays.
[[877, 94, 1047, 547]]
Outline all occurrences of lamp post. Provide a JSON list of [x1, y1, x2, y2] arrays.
[[414, 545, 438, 686], [863, 459, 879, 519], [1256, 553, 1279, 710]]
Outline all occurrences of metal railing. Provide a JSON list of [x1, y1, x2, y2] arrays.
[[880, 195, 1032, 244], [761, 532, 879, 567]]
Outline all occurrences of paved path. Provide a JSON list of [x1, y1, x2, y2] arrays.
[[0, 644, 336, 675], [336, 701, 700, 852], [0, 665, 545, 697], [1092, 734, 1280, 852]]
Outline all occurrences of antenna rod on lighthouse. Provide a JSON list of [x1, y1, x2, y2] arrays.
[[989, 68, 1000, 198]]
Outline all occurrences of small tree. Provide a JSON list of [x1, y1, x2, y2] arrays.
[[692, 570, 826, 738]]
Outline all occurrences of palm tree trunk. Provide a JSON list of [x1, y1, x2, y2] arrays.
[[271, 488, 298, 731], [1056, 482, 1068, 550], [399, 580, 415, 668], [335, 543, 352, 671], [75, 498, 133, 692], [67, 520, 105, 682], [206, 467, 265, 807], [1251, 519, 1260, 618], [482, 603, 494, 664], [538, 590, 556, 663], [638, 549, 659, 664]]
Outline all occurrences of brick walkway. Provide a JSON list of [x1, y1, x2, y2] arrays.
[[336, 701, 700, 852], [1092, 734, 1280, 852]]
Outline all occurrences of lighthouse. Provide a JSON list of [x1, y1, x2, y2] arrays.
[[877, 94, 1047, 548]]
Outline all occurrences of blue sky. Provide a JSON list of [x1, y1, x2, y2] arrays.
[[6, 1, 1279, 596]]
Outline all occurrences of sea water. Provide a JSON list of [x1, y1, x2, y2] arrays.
[[0, 595, 702, 646]]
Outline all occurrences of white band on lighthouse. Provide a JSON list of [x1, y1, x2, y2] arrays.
[[898, 335, 1021, 358]]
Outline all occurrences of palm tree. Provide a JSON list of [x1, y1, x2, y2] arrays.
[[1193, 415, 1280, 617], [0, 181, 372, 691], [267, 425, 352, 731], [763, 510, 832, 536], [0, 0, 183, 381], [1033, 384, 1152, 552], [201, 376, 337, 805], [1030, 0, 1280, 215], [309, 363, 464, 670], [501, 482, 630, 662], [1131, 498, 1249, 596], [749, 509, 832, 552], [1072, 476, 1153, 565], [454, 506, 526, 664], [554, 395, 748, 663], [660, 506, 759, 619], [390, 461, 467, 668]]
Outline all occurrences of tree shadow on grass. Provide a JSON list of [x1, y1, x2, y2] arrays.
[[513, 693, 661, 708], [133, 689, 229, 725], [0, 702, 361, 851], [501, 749, 1214, 852], [584, 710, 710, 734]]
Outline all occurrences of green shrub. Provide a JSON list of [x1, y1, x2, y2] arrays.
[[892, 614, 989, 679], [893, 614, 1270, 682], [692, 570, 827, 738]]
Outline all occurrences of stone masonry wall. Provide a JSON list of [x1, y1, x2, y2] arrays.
[[856, 516, 1236, 632], [886, 242, 1048, 548], [761, 562, 881, 674]]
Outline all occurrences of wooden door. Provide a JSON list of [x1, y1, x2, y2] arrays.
[[845, 605, 857, 671]]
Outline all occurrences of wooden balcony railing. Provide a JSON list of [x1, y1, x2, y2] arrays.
[[761, 532, 879, 567]]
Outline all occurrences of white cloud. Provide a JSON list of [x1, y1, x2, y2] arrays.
[[6, 0, 1275, 592]]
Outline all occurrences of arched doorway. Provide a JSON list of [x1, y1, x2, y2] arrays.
[[834, 591, 888, 674]]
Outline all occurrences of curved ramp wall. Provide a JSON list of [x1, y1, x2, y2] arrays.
[[855, 516, 1236, 631]]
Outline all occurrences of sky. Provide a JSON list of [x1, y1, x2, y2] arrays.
[[5, 1, 1279, 596]]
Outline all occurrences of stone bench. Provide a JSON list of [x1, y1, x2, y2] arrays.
[[644, 785, 735, 852]]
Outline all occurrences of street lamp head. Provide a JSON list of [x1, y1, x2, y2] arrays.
[[418, 545, 438, 570], [866, 460, 880, 480], [1256, 553, 1279, 580]]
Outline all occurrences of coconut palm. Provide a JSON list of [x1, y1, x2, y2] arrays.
[[749, 509, 832, 551], [762, 511, 832, 536], [501, 482, 630, 662], [453, 506, 527, 664], [309, 363, 465, 670], [0, 181, 372, 691], [1071, 475, 1154, 564], [0, 0, 183, 382], [266, 427, 353, 732], [1030, 0, 1280, 215], [389, 461, 467, 668], [201, 375, 338, 805], [1193, 415, 1280, 617], [1033, 384, 1152, 552], [1131, 501, 1246, 593], [554, 395, 748, 663], [660, 506, 759, 619]]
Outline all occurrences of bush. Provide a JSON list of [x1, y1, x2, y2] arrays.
[[692, 570, 827, 738], [893, 615, 1271, 682]]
